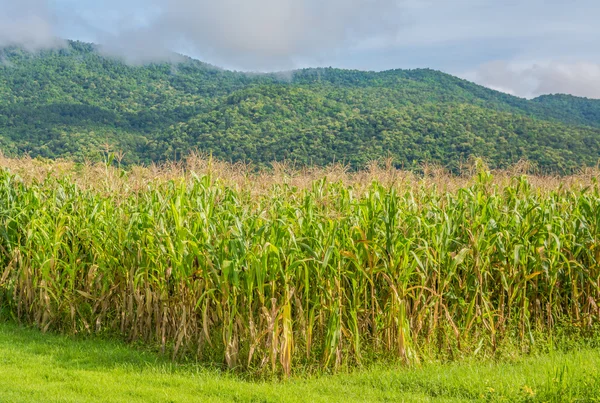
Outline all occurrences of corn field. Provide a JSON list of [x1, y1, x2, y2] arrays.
[[0, 159, 599, 375]]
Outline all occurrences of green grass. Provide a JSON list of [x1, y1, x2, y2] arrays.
[[0, 322, 599, 402]]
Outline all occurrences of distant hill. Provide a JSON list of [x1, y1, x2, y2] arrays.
[[532, 94, 600, 127], [0, 40, 599, 172]]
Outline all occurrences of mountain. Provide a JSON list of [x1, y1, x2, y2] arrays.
[[532, 94, 600, 127], [0, 40, 599, 172]]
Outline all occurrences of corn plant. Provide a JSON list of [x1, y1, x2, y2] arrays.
[[0, 164, 598, 376]]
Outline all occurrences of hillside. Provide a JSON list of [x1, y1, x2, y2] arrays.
[[0, 40, 599, 171]]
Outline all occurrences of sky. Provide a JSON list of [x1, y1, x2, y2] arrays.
[[0, 0, 599, 99]]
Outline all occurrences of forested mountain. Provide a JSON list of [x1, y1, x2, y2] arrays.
[[0, 40, 599, 172]]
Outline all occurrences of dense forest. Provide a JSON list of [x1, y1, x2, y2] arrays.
[[0, 40, 599, 172]]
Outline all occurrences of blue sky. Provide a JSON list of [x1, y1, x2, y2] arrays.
[[1, 0, 599, 98]]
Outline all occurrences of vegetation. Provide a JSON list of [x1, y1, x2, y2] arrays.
[[0, 157, 598, 377], [0, 41, 599, 171], [2, 321, 600, 402]]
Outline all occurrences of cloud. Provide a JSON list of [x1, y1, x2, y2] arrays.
[[0, 0, 63, 49], [470, 61, 600, 99], [62, 0, 404, 70], [2, 0, 600, 99]]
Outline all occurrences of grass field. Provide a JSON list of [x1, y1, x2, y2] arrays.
[[1, 322, 599, 402]]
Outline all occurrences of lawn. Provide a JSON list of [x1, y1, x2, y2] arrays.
[[0, 322, 598, 402]]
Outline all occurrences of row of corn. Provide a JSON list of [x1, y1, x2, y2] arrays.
[[0, 167, 598, 375]]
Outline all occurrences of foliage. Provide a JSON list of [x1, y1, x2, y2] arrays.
[[0, 161, 599, 376], [0, 41, 599, 171], [533, 93, 600, 126]]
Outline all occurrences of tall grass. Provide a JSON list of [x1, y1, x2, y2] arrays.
[[0, 157, 599, 375]]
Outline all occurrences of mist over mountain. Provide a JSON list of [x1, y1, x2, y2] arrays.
[[0, 41, 599, 172]]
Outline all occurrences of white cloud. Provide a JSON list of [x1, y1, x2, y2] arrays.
[[87, 0, 403, 70], [1, 0, 600, 98], [469, 61, 600, 99], [0, 0, 63, 49]]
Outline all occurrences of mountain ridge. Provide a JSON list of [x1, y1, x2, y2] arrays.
[[0, 40, 598, 172]]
